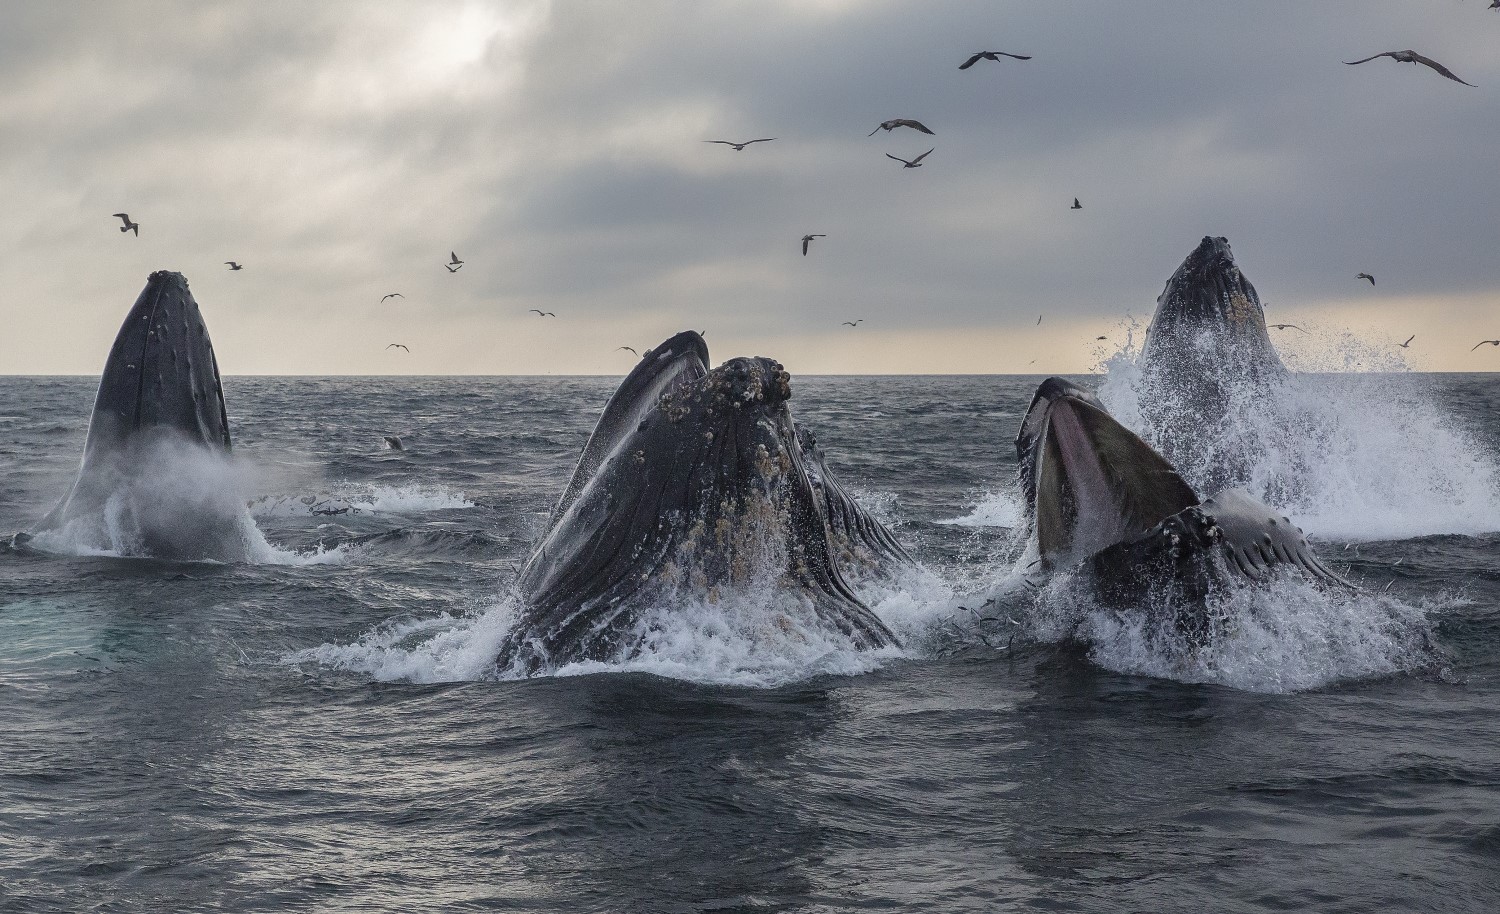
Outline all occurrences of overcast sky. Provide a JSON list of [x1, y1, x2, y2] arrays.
[[1, 1, 1496, 375]]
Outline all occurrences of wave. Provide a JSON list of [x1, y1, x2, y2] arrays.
[[250, 483, 476, 519]]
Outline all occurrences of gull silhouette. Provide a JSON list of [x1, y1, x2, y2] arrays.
[[886, 148, 933, 168], [801, 234, 825, 256], [386, 343, 410, 352], [617, 346, 638, 355], [1398, 335, 1415, 348], [703, 138, 776, 150], [112, 213, 139, 236], [1357, 273, 1375, 285], [529, 309, 556, 317], [224, 261, 243, 271], [380, 293, 403, 303], [1270, 324, 1309, 334], [1071, 198, 1082, 210], [1344, 50, 1475, 87], [959, 51, 1031, 69], [447, 252, 464, 272], [1472, 340, 1500, 351], [842, 320, 863, 327], [869, 119, 934, 136]]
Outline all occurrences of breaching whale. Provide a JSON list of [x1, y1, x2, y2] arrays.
[[1137, 235, 1289, 491], [497, 331, 901, 673], [22, 271, 248, 560], [1017, 377, 1346, 636]]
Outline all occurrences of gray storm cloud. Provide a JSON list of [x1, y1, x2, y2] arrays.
[[1, 1, 1496, 375]]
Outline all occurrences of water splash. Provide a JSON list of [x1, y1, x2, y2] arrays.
[[26, 439, 347, 566], [1099, 333, 1500, 541], [1016, 564, 1436, 694], [938, 489, 1024, 528]]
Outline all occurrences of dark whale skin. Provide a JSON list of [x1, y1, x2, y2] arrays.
[[499, 349, 897, 674]]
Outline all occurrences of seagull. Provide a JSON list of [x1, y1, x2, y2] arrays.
[[386, 343, 410, 352], [383, 435, 404, 451], [529, 309, 556, 317], [886, 148, 934, 168], [959, 51, 1032, 69], [380, 293, 404, 303], [224, 261, 243, 271], [446, 264, 461, 273], [801, 234, 825, 256], [1071, 198, 1082, 210], [869, 119, 934, 137], [447, 252, 464, 271], [1036, 315, 1043, 325], [1398, 335, 1415, 348], [1472, 340, 1500, 351], [703, 138, 776, 150], [1095, 335, 1108, 341], [842, 320, 863, 327], [1356, 273, 1375, 285], [1269, 324, 1309, 333], [617, 346, 638, 355], [112, 213, 139, 236], [1344, 50, 1475, 87]]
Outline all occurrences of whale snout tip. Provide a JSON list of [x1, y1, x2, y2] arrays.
[[145, 270, 192, 291], [713, 357, 792, 407]]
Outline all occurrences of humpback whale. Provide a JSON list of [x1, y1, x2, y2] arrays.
[[795, 424, 919, 585], [22, 271, 248, 560], [497, 332, 900, 673], [1136, 236, 1288, 491], [1017, 377, 1346, 637]]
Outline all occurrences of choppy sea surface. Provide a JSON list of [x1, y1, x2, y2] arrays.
[[2, 372, 1499, 913]]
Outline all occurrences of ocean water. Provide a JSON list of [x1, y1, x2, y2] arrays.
[[2, 373, 1499, 913]]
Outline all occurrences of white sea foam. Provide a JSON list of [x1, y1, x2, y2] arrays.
[[290, 557, 961, 689], [1018, 566, 1436, 694], [938, 489, 1024, 528], [250, 483, 475, 518], [1098, 333, 1500, 541], [26, 438, 342, 566]]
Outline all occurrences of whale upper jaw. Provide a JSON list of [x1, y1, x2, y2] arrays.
[[1141, 235, 1285, 375], [31, 271, 237, 558]]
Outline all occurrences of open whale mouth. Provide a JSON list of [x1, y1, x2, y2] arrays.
[[503, 343, 896, 673], [1017, 378, 1198, 566]]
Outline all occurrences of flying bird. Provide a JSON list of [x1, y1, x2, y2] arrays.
[[112, 213, 139, 236], [1472, 340, 1500, 351], [801, 234, 825, 256], [1095, 335, 1108, 341], [1036, 315, 1043, 325], [224, 261, 243, 271], [1071, 198, 1082, 210], [1398, 335, 1415, 348], [703, 138, 776, 150], [959, 51, 1032, 69], [869, 119, 934, 137], [380, 293, 404, 303], [529, 309, 556, 317], [886, 148, 934, 169], [386, 343, 410, 352], [1344, 50, 1475, 87], [842, 320, 863, 327], [1356, 273, 1375, 285], [447, 252, 464, 271], [1269, 324, 1309, 333], [617, 346, 638, 355]]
